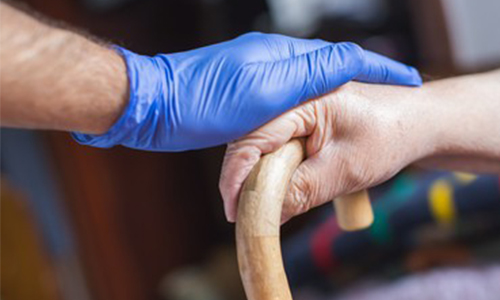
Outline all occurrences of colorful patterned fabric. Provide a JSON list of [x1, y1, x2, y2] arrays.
[[283, 171, 500, 291]]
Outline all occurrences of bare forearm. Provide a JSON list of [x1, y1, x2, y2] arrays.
[[0, 2, 128, 134], [416, 69, 500, 172]]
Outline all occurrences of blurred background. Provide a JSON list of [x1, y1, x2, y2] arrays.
[[1, 0, 500, 300]]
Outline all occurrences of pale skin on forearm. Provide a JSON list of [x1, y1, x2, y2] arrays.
[[0, 2, 128, 134], [416, 69, 500, 172]]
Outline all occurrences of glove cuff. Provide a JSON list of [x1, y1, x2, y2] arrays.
[[72, 46, 166, 149]]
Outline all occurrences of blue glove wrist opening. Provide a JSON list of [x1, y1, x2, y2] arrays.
[[72, 46, 170, 149]]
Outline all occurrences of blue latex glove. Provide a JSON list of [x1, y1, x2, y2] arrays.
[[73, 32, 422, 151]]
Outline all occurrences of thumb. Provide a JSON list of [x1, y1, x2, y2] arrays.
[[282, 144, 352, 223]]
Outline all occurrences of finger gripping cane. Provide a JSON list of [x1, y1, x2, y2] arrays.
[[236, 139, 374, 300]]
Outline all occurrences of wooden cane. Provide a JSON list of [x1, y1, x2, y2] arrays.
[[236, 138, 374, 300]]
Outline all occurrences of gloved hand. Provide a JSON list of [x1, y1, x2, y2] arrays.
[[73, 32, 421, 151], [219, 82, 435, 223]]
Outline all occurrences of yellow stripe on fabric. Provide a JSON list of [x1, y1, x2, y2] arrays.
[[428, 179, 456, 226], [454, 172, 477, 184]]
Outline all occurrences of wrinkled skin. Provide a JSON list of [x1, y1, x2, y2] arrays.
[[219, 82, 436, 223]]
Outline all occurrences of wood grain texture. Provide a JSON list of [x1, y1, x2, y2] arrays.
[[236, 139, 305, 300], [334, 189, 374, 231], [236, 139, 374, 299]]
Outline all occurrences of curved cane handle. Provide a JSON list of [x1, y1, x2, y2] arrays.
[[236, 139, 373, 300]]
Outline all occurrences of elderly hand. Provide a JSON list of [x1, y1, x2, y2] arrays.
[[219, 82, 437, 222], [220, 69, 500, 223]]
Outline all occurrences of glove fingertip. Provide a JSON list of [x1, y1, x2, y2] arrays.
[[406, 66, 423, 86], [356, 50, 423, 86]]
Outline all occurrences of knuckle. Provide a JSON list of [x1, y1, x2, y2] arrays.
[[238, 32, 273, 43], [241, 31, 263, 38], [337, 42, 365, 73], [338, 42, 363, 57], [229, 145, 261, 167]]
